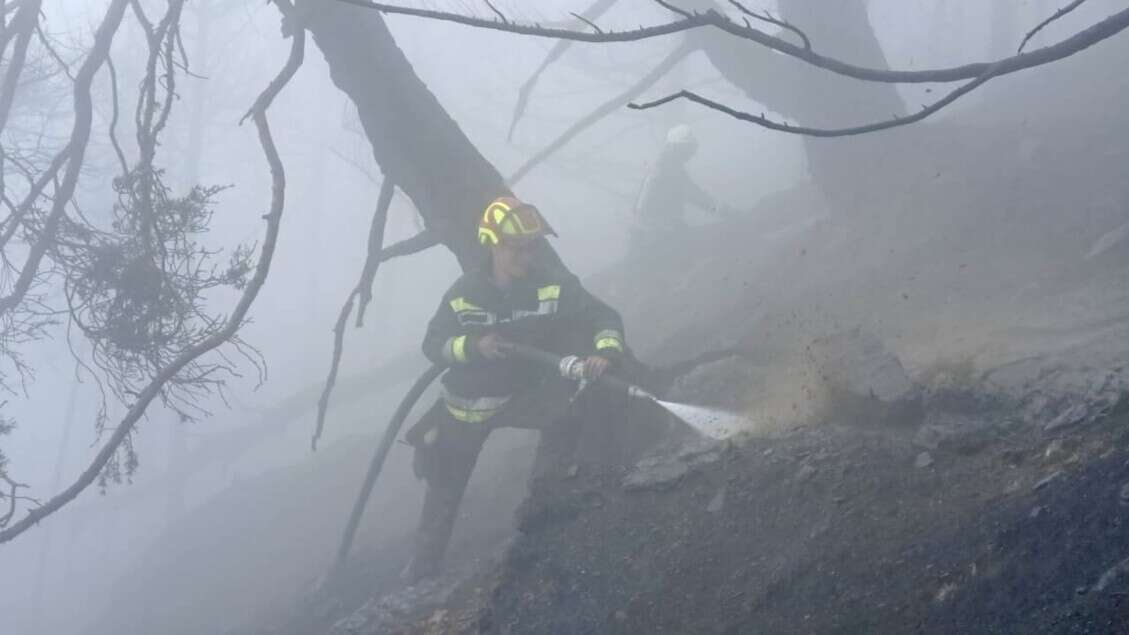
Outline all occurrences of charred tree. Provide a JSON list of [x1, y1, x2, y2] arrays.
[[296, 0, 512, 271]]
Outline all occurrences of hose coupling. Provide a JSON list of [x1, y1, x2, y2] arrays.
[[558, 355, 587, 380]]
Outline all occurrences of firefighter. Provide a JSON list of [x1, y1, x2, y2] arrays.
[[630, 124, 734, 262], [401, 196, 627, 582]]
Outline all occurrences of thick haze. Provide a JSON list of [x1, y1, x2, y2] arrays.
[[1, 1, 1126, 633]]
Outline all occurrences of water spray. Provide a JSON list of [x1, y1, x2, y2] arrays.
[[330, 344, 745, 582], [506, 344, 744, 441]]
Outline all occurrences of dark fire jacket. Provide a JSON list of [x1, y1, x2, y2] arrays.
[[421, 265, 625, 423]]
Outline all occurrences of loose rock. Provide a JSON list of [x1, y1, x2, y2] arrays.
[[1094, 556, 1129, 592], [1033, 471, 1065, 491], [707, 485, 727, 513], [915, 452, 934, 469]]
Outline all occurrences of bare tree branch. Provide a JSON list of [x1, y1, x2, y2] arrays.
[[630, 59, 1004, 138], [0, 474, 36, 528], [569, 11, 603, 35], [1019, 0, 1088, 54], [0, 0, 42, 136], [0, 0, 130, 320], [333, 0, 1129, 87], [312, 288, 356, 451], [104, 56, 128, 174], [482, 0, 507, 24], [311, 175, 396, 451], [0, 20, 306, 545], [509, 41, 694, 185], [355, 177, 396, 327], [727, 0, 809, 51]]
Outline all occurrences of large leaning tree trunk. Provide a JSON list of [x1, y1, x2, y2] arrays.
[[297, 0, 511, 270]]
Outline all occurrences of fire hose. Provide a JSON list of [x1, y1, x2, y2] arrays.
[[327, 344, 656, 581]]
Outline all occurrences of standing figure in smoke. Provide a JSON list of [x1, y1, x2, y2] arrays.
[[402, 196, 628, 582], [630, 124, 734, 263]]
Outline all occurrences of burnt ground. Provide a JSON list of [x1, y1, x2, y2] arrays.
[[101, 45, 1129, 634], [307, 93, 1129, 632], [394, 400, 1129, 635]]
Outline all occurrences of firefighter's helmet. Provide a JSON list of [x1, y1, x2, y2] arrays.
[[477, 196, 555, 247]]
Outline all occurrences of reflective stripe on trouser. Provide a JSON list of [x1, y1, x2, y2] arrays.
[[443, 392, 511, 423], [409, 379, 581, 578]]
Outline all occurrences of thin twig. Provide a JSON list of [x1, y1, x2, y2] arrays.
[[1019, 0, 1088, 53], [728, 0, 809, 51], [570, 12, 603, 34], [0, 19, 306, 546], [333, 0, 1129, 87], [105, 56, 128, 174], [0, 0, 131, 320], [652, 0, 691, 19], [312, 290, 356, 451], [355, 178, 396, 327], [629, 60, 1006, 138], [482, 0, 507, 24]]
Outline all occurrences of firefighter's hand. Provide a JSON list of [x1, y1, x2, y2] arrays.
[[476, 333, 511, 360], [584, 356, 611, 378]]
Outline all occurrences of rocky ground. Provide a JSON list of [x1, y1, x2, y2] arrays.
[[319, 339, 1129, 634], [85, 47, 1129, 633], [265, 92, 1129, 631]]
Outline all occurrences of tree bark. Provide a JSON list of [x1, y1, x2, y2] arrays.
[[298, 0, 511, 270]]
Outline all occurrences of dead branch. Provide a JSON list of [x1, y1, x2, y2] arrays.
[[570, 12, 603, 35], [727, 0, 810, 51], [334, 0, 1129, 87], [356, 177, 396, 327], [311, 290, 356, 452], [0, 0, 130, 320], [0, 0, 42, 135], [509, 41, 694, 185], [105, 56, 129, 174], [482, 0, 507, 24], [311, 176, 395, 451], [651, 0, 692, 20], [629, 60, 1004, 138], [0, 21, 306, 545], [1019, 0, 1089, 54], [0, 474, 34, 528]]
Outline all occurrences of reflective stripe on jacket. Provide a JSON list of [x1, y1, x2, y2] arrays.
[[422, 265, 625, 422]]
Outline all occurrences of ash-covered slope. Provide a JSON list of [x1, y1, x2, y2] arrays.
[[325, 52, 1129, 633]]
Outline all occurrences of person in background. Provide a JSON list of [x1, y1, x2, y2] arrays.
[[630, 124, 736, 262]]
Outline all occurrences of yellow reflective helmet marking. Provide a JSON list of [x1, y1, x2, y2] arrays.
[[477, 196, 550, 246]]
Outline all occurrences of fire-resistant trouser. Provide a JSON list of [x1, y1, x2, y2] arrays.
[[404, 377, 582, 581]]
